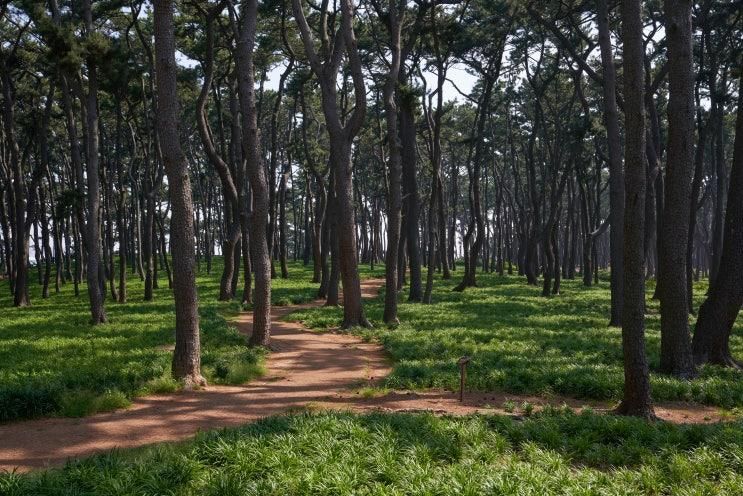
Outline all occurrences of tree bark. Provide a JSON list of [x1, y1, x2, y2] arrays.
[[615, 0, 654, 418], [83, 0, 107, 323], [234, 0, 272, 345], [378, 0, 403, 325], [154, 0, 206, 387], [692, 72, 743, 367], [400, 88, 422, 301], [292, 0, 369, 328], [597, 0, 624, 327], [658, 0, 696, 379]]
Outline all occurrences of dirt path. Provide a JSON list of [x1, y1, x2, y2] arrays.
[[318, 389, 727, 425], [0, 277, 732, 473], [0, 279, 389, 473]]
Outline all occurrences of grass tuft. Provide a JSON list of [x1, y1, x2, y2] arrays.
[[58, 389, 131, 417]]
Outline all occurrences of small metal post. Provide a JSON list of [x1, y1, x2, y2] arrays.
[[458, 356, 471, 402]]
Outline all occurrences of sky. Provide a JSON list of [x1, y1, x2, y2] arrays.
[[177, 51, 480, 104]]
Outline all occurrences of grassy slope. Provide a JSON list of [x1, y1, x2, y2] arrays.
[[2, 409, 742, 494], [0, 259, 352, 422], [292, 271, 743, 408]]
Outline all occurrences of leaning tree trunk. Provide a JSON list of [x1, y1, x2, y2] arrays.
[[658, 0, 696, 379], [235, 0, 272, 346], [196, 11, 240, 301], [692, 72, 743, 367], [616, 0, 654, 418], [455, 78, 494, 291], [154, 0, 206, 387]]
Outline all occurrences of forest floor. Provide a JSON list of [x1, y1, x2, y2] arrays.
[[0, 279, 388, 473], [0, 276, 736, 476]]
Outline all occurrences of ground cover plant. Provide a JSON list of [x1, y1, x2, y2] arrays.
[[2, 409, 742, 495], [291, 272, 743, 409], [0, 260, 350, 422]]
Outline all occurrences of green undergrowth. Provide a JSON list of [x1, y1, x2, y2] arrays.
[[2, 410, 742, 494], [0, 258, 327, 422], [292, 270, 743, 408]]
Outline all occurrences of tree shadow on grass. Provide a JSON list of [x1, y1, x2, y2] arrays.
[[6, 410, 743, 494]]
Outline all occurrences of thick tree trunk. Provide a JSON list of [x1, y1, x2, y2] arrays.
[[292, 0, 369, 328], [658, 0, 696, 379], [692, 72, 743, 367], [616, 0, 654, 418], [154, 0, 206, 387], [333, 140, 368, 327], [235, 0, 272, 345]]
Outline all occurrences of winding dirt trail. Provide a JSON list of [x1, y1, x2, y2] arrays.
[[0, 279, 389, 473], [0, 277, 731, 473]]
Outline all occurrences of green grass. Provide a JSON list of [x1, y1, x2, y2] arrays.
[[0, 259, 381, 422], [291, 271, 743, 408], [2, 409, 742, 494]]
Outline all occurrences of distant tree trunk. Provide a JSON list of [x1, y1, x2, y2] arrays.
[[39, 186, 52, 299], [685, 40, 711, 313], [379, 0, 403, 325], [293, 0, 369, 328], [692, 72, 743, 367], [423, 173, 437, 304], [196, 11, 240, 301], [1, 60, 30, 307], [278, 100, 295, 280], [278, 165, 290, 279], [143, 172, 155, 301], [234, 0, 272, 345], [709, 81, 726, 286], [455, 77, 494, 291], [326, 182, 340, 307], [597, 0, 624, 327], [83, 0, 107, 324], [616, 0, 654, 418], [400, 89, 422, 301], [103, 164, 118, 301], [115, 102, 127, 303], [658, 0, 696, 379], [154, 0, 206, 387]]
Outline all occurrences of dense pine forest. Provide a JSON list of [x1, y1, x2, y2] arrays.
[[1, 0, 742, 493]]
